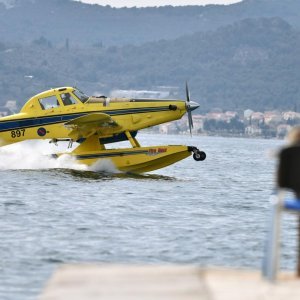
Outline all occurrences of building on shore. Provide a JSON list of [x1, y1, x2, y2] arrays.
[[155, 109, 300, 138]]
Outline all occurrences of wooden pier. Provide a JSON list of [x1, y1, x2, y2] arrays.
[[39, 265, 300, 300]]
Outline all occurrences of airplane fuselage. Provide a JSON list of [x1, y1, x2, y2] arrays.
[[0, 87, 186, 146]]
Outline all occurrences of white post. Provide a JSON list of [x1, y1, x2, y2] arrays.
[[262, 193, 284, 281]]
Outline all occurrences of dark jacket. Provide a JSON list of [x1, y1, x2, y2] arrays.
[[278, 144, 300, 198]]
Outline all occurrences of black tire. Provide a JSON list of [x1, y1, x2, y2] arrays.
[[193, 151, 206, 161]]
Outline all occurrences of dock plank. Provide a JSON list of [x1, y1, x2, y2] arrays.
[[39, 265, 300, 300]]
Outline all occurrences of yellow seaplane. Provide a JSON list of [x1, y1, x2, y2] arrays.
[[0, 86, 206, 173]]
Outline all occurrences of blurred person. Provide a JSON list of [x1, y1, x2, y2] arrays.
[[277, 125, 300, 276], [277, 125, 300, 198]]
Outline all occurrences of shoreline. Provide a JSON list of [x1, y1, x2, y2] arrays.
[[142, 130, 285, 140]]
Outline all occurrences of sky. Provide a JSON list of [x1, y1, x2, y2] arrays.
[[75, 0, 243, 8]]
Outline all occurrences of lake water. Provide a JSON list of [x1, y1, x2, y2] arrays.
[[0, 133, 297, 300]]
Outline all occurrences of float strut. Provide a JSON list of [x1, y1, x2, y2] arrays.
[[125, 131, 141, 148]]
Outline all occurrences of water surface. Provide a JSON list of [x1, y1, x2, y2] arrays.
[[0, 134, 296, 300]]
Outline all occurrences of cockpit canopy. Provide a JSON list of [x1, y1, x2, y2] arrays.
[[20, 87, 90, 113]]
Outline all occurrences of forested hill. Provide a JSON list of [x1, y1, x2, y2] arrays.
[[0, 0, 300, 46], [1, 17, 299, 112]]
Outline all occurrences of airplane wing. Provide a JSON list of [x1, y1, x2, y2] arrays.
[[64, 113, 121, 140]]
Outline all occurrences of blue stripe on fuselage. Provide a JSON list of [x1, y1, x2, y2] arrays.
[[0, 106, 170, 132]]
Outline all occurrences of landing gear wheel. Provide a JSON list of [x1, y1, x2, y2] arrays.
[[193, 151, 206, 161]]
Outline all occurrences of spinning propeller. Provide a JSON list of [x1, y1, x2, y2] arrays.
[[185, 82, 199, 136]]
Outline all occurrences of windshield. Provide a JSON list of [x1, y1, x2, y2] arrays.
[[73, 89, 89, 103]]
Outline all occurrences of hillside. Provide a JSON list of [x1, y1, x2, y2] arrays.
[[0, 0, 300, 46], [0, 17, 299, 112]]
